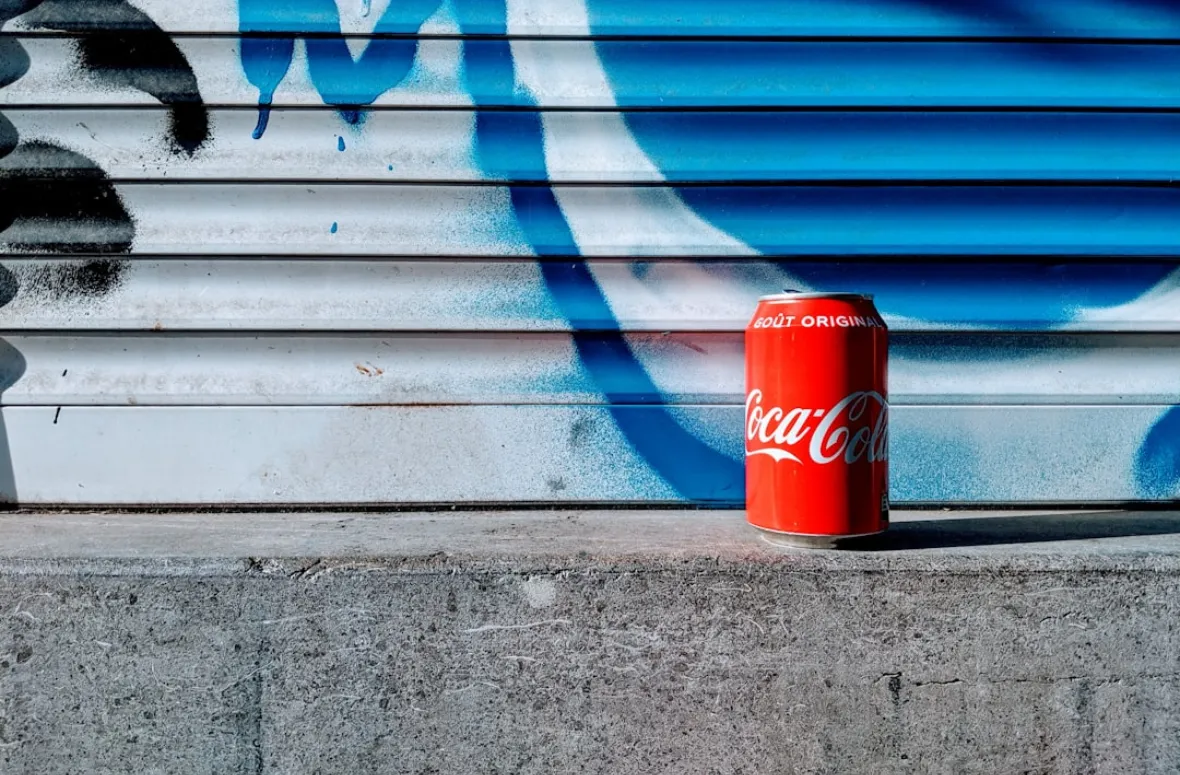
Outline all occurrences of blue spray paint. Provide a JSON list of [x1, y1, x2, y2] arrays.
[[454, 18, 742, 499], [235, 0, 742, 500], [339, 108, 365, 126], [337, 135, 346, 151], [238, 0, 440, 137], [671, 186, 1180, 256], [330, 221, 338, 233], [234, 0, 1179, 502], [239, 35, 294, 139], [617, 112, 1180, 182], [760, 261, 1173, 328], [1135, 407, 1180, 498], [510, 189, 743, 500], [232, 0, 1180, 37]]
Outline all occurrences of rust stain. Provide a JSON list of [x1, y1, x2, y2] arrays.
[[355, 362, 385, 377], [151, 321, 164, 332]]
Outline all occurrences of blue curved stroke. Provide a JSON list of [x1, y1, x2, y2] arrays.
[[455, 1, 742, 501], [512, 188, 744, 501], [236, 0, 743, 501], [671, 185, 1180, 256], [1136, 408, 1180, 499]]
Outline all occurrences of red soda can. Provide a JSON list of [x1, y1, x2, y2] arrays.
[[745, 291, 889, 548]]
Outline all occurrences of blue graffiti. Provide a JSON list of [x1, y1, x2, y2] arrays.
[[618, 112, 1180, 182], [1135, 407, 1180, 499], [238, 0, 435, 135], [237, 0, 741, 501], [755, 262, 1174, 329], [236, 0, 1178, 502]]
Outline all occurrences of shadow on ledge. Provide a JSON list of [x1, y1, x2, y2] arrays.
[[844, 510, 1180, 551]]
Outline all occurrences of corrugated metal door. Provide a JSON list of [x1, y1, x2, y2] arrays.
[[1, 0, 1178, 506]]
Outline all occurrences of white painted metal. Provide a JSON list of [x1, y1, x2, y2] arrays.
[[0, 405, 1171, 504], [0, 333, 1177, 406], [2, 184, 538, 257], [4, 260, 1178, 333], [3, 109, 488, 182]]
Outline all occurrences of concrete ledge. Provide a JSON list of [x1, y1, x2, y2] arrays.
[[1, 509, 1178, 774]]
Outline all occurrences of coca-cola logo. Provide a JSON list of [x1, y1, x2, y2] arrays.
[[745, 389, 888, 465]]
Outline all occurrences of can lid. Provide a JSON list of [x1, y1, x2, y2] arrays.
[[758, 289, 874, 303]]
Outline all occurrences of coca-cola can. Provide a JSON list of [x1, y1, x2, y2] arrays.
[[745, 291, 889, 548]]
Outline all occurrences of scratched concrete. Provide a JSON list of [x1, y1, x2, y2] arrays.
[[0, 509, 1179, 774]]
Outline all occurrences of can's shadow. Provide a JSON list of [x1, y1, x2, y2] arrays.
[[844, 510, 1180, 551]]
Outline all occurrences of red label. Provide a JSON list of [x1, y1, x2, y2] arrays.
[[745, 296, 889, 538]]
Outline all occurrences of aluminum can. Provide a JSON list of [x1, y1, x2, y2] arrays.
[[745, 291, 889, 548]]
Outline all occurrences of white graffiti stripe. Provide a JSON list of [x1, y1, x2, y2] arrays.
[[509, 0, 758, 258]]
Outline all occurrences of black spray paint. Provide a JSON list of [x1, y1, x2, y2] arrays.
[[9, 258, 127, 299], [18, 0, 210, 155], [1, 0, 206, 262], [0, 142, 134, 254]]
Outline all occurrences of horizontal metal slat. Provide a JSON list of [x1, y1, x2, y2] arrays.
[[1, 332, 1178, 406], [6, 109, 1180, 182], [6, 38, 1180, 108], [2, 259, 1178, 333], [3, 184, 1180, 257], [0, 404, 1175, 503], [7, 0, 1180, 38]]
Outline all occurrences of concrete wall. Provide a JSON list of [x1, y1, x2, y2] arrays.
[[1, 509, 1178, 773]]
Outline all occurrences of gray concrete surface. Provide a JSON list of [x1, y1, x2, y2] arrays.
[[0, 508, 1178, 774]]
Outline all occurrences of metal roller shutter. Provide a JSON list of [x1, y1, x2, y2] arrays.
[[1, 0, 1178, 505]]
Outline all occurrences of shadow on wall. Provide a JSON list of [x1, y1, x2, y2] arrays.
[[0, 266, 24, 506], [852, 510, 1180, 551]]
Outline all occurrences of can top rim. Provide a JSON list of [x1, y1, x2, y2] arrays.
[[758, 291, 874, 302]]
